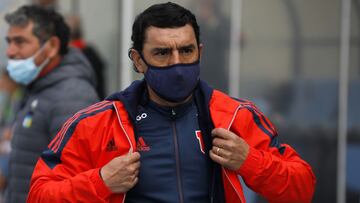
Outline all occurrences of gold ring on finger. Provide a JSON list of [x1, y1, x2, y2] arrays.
[[216, 147, 221, 156]]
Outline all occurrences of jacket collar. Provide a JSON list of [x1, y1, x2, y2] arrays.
[[106, 79, 214, 126], [209, 90, 243, 129]]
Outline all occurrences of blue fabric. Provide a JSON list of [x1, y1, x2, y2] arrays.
[[107, 80, 225, 203], [126, 99, 212, 203], [143, 60, 200, 103]]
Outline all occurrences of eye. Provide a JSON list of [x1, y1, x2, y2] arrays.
[[179, 47, 194, 55], [154, 49, 170, 56], [13, 38, 26, 46]]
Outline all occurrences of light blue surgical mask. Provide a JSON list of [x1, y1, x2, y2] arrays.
[[6, 45, 50, 85]]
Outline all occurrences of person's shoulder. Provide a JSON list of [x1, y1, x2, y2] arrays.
[[211, 89, 239, 104], [210, 90, 261, 114], [67, 100, 115, 126], [51, 77, 98, 100], [211, 89, 254, 105]]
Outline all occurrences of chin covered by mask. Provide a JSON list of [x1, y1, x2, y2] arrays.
[[142, 57, 200, 103], [6, 45, 50, 85]]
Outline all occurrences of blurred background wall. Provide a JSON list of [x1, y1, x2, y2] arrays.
[[1, 0, 360, 202]]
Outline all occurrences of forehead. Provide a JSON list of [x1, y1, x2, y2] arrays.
[[144, 24, 197, 47], [7, 21, 36, 39]]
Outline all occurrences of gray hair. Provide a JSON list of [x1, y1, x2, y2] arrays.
[[5, 5, 70, 55]]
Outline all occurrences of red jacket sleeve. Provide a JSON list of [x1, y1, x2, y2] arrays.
[[28, 160, 112, 203], [27, 117, 116, 202], [232, 106, 316, 203]]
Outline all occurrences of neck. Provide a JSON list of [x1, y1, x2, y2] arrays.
[[147, 86, 192, 107], [38, 55, 61, 78]]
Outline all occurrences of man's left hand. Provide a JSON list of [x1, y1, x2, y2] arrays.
[[209, 128, 249, 171]]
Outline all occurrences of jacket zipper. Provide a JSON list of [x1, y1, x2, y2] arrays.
[[224, 104, 245, 203], [113, 103, 134, 152], [113, 102, 134, 203], [223, 168, 243, 203], [172, 109, 184, 203]]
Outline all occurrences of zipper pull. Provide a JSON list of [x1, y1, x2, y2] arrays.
[[171, 109, 176, 116]]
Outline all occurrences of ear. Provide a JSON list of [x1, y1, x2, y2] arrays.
[[130, 49, 147, 73], [46, 36, 61, 58], [198, 43, 203, 60]]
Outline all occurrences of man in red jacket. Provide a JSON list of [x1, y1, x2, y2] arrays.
[[28, 2, 316, 203]]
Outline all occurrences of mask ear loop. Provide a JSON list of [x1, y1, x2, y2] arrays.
[[128, 48, 143, 73], [129, 49, 159, 72], [32, 40, 50, 71], [32, 40, 49, 59]]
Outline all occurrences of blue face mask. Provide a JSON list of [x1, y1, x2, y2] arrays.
[[6, 46, 50, 85], [142, 56, 200, 103]]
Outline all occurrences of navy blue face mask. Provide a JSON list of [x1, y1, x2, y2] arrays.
[[141, 55, 200, 103]]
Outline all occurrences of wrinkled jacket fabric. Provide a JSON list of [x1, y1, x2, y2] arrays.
[[6, 48, 99, 203], [27, 80, 316, 203]]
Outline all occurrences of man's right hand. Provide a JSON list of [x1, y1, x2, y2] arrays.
[[100, 152, 141, 193]]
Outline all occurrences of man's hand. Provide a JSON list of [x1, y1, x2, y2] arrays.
[[100, 152, 141, 193], [209, 128, 249, 171]]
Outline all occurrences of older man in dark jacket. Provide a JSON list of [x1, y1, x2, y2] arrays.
[[4, 5, 99, 202]]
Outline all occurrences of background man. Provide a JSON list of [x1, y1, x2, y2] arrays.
[[28, 2, 315, 203], [66, 14, 106, 99], [4, 5, 98, 202]]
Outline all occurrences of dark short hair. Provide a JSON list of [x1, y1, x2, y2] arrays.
[[131, 2, 200, 53], [5, 5, 70, 55]]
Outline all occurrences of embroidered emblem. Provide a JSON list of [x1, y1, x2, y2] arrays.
[[22, 113, 33, 128], [137, 137, 150, 152], [195, 130, 205, 154], [106, 137, 118, 152]]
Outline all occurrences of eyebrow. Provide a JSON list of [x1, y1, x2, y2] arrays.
[[151, 44, 196, 52], [152, 47, 171, 53], [5, 36, 26, 43], [179, 44, 196, 50]]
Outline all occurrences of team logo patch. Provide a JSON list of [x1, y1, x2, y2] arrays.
[[22, 113, 33, 128], [22, 99, 38, 128], [137, 137, 150, 152], [105, 137, 118, 152], [195, 130, 205, 154]]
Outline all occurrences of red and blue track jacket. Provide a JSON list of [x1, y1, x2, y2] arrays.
[[27, 80, 316, 203]]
